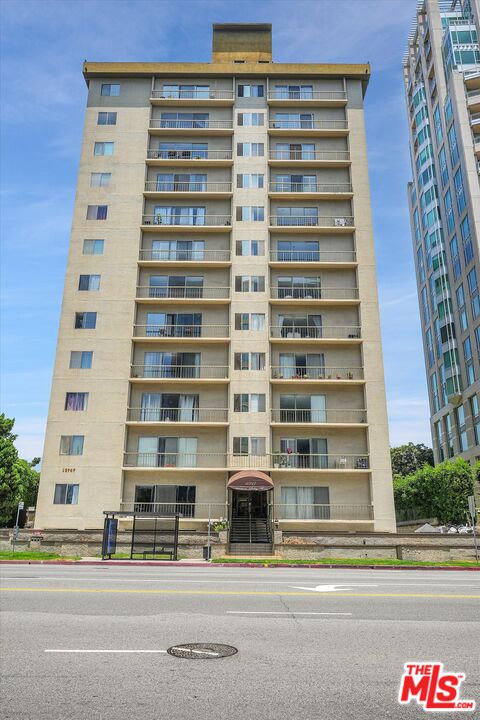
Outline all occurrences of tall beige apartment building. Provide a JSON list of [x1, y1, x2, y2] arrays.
[[35, 24, 396, 547], [404, 0, 480, 465]]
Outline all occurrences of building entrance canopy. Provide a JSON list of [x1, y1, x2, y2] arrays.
[[227, 470, 274, 492]]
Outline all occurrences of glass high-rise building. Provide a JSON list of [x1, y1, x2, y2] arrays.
[[404, 0, 480, 464]]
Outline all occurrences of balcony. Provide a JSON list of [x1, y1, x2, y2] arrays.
[[141, 214, 232, 232], [123, 452, 370, 472], [271, 366, 364, 383], [135, 285, 230, 304], [267, 90, 347, 107], [470, 111, 480, 134], [269, 150, 350, 167], [127, 407, 228, 425], [144, 180, 233, 199], [268, 119, 348, 136], [149, 119, 234, 136], [150, 89, 235, 106], [271, 408, 367, 426], [270, 325, 361, 342], [139, 248, 231, 266], [130, 364, 229, 382], [268, 182, 353, 200], [269, 286, 359, 304], [117, 500, 372, 526], [269, 250, 356, 268], [269, 215, 354, 233], [146, 149, 233, 167], [475, 137, 480, 159], [133, 324, 230, 342]]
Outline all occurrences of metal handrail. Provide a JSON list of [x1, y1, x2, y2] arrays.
[[271, 366, 364, 380], [136, 286, 230, 299], [139, 249, 231, 262], [127, 407, 228, 422], [270, 250, 356, 262], [150, 119, 234, 129], [151, 89, 235, 100], [147, 149, 233, 160], [269, 325, 361, 339], [145, 181, 232, 192], [133, 324, 230, 338], [123, 452, 370, 470], [270, 286, 359, 300], [269, 120, 348, 130], [269, 182, 352, 193], [269, 150, 350, 161], [270, 215, 354, 227], [271, 408, 367, 424], [273, 503, 373, 520], [131, 364, 228, 379], [268, 91, 347, 101], [142, 214, 232, 226]]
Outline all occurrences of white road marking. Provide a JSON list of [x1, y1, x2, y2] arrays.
[[226, 611, 352, 616], [45, 649, 167, 654], [291, 584, 379, 593]]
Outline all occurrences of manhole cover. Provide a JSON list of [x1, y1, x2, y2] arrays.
[[167, 643, 238, 659]]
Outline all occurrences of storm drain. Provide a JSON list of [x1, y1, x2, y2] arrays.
[[167, 643, 238, 659]]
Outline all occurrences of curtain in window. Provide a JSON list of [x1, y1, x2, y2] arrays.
[[281, 487, 297, 519], [177, 437, 197, 467], [141, 394, 161, 421], [67, 484, 79, 504], [279, 354, 295, 379], [144, 352, 162, 378], [71, 436, 84, 454], [311, 438, 328, 469], [310, 395, 326, 423], [179, 395, 197, 422], [138, 437, 159, 467]]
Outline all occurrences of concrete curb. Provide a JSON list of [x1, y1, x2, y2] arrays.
[[0, 559, 479, 570]]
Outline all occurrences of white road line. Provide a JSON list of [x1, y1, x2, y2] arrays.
[[226, 611, 352, 616], [45, 649, 167, 654]]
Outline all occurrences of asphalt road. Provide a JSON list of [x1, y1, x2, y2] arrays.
[[1, 564, 479, 720]]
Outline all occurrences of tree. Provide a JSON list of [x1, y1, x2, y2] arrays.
[[0, 414, 40, 527], [391, 442, 434, 477], [393, 458, 477, 525]]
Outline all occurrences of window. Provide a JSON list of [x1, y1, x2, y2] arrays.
[[235, 276, 265, 292], [444, 97, 452, 124], [97, 112, 117, 125], [153, 206, 205, 226], [83, 239, 104, 255], [447, 124, 459, 167], [237, 112, 264, 126], [431, 372, 440, 413], [433, 105, 443, 144], [136, 438, 198, 469], [443, 189, 454, 233], [94, 142, 114, 156], [454, 168, 466, 214], [78, 275, 101, 291], [445, 414, 455, 458], [275, 143, 315, 161], [421, 287, 430, 324], [233, 437, 266, 455], [59, 436, 84, 456], [234, 394, 265, 412], [449, 236, 461, 280], [236, 240, 264, 256], [470, 395, 480, 445], [101, 83, 120, 96], [74, 312, 97, 329], [157, 142, 207, 160], [426, 328, 435, 367], [134, 484, 196, 515], [274, 84, 313, 100], [236, 206, 264, 221], [435, 421, 444, 462], [234, 313, 265, 330], [280, 486, 330, 519], [237, 174, 264, 189], [90, 172, 111, 188], [65, 392, 88, 411], [160, 112, 209, 129], [439, 147, 448, 188], [234, 352, 265, 370], [417, 246, 426, 283], [463, 337, 475, 384], [54, 484, 79, 505], [467, 268, 480, 319], [274, 113, 313, 129], [69, 351, 93, 369], [237, 84, 264, 97], [460, 216, 473, 265], [86, 205, 108, 220], [456, 285, 468, 331], [236, 142, 264, 157], [162, 84, 209, 99]]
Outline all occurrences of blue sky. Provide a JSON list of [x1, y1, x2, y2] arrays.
[[0, 0, 430, 460]]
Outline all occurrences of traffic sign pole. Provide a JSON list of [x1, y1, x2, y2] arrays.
[[12, 501, 24, 555]]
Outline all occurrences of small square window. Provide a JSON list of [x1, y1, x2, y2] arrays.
[[90, 173, 111, 187], [101, 83, 120, 96], [97, 112, 117, 125], [69, 351, 93, 369], [83, 240, 104, 255]]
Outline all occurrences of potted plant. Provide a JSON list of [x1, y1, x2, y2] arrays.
[[213, 520, 229, 543], [272, 451, 281, 468], [347, 371, 353, 380]]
